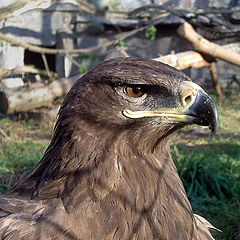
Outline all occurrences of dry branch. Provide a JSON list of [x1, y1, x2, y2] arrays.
[[153, 42, 240, 70], [153, 51, 209, 70], [177, 22, 240, 67], [75, 0, 96, 14], [0, 0, 50, 20], [0, 66, 58, 79], [0, 74, 81, 114], [0, 128, 10, 141], [41, 53, 53, 82], [209, 62, 223, 102], [0, 0, 33, 20], [0, 32, 118, 56]]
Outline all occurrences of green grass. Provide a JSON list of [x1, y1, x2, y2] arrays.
[[0, 119, 49, 192], [171, 143, 240, 240], [0, 140, 48, 192], [0, 140, 47, 174]]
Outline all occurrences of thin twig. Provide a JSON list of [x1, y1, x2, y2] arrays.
[[75, 0, 96, 14], [0, 65, 58, 79], [41, 53, 53, 82], [116, 46, 129, 57], [65, 55, 82, 69], [209, 62, 223, 103], [7, 174, 14, 189], [0, 128, 10, 141]]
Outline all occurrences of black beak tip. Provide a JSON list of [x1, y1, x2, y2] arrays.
[[209, 107, 219, 137], [185, 91, 219, 136], [203, 96, 219, 137], [208, 119, 218, 140]]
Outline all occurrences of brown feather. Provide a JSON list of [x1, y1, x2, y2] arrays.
[[0, 58, 216, 239]]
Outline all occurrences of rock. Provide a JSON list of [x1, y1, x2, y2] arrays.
[[0, 42, 24, 69], [1, 77, 24, 88], [230, 9, 240, 24]]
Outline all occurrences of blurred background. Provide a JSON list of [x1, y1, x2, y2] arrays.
[[0, 0, 239, 239]]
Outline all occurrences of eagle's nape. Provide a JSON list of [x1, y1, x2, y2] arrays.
[[0, 57, 219, 240]]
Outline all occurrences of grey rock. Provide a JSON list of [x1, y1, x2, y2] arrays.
[[0, 42, 24, 69], [1, 78, 24, 88]]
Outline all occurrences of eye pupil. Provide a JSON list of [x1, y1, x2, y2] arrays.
[[126, 85, 144, 98], [132, 86, 141, 94]]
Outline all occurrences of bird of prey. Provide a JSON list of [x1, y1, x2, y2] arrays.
[[0, 58, 219, 239]]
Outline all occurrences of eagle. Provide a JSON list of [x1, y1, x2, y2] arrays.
[[0, 58, 219, 239]]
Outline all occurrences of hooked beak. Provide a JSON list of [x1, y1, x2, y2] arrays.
[[123, 81, 219, 135]]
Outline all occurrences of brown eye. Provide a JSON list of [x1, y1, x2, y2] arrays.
[[125, 86, 144, 98]]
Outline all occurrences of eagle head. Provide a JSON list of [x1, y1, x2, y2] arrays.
[[60, 57, 218, 149]]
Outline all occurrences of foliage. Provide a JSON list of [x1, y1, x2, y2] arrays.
[[172, 143, 240, 200], [79, 53, 96, 74], [145, 26, 157, 40], [118, 39, 126, 47], [80, 53, 96, 62], [80, 65, 88, 74]]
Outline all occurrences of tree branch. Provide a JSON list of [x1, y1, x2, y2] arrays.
[[129, 4, 240, 18], [209, 62, 223, 102], [0, 0, 51, 20], [0, 31, 119, 55], [177, 22, 240, 67], [0, 22, 152, 57], [41, 53, 53, 82], [0, 65, 58, 79], [153, 51, 209, 70]]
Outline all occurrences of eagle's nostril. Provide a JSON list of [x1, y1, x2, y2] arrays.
[[183, 95, 192, 106]]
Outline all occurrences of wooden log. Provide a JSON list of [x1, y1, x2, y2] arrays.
[[153, 51, 209, 70], [153, 42, 240, 70], [0, 74, 81, 114]]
